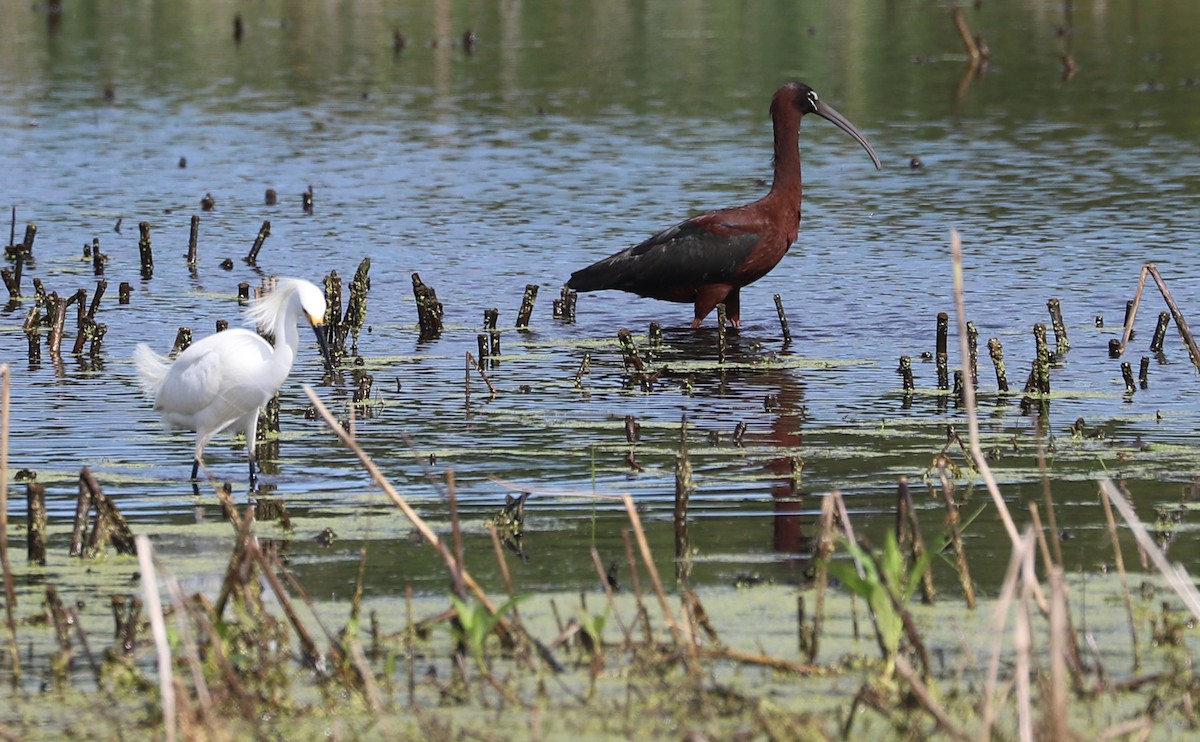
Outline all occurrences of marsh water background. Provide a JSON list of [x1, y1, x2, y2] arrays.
[[1, 0, 1199, 599]]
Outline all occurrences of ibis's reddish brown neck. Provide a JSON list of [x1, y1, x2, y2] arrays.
[[764, 99, 803, 220]]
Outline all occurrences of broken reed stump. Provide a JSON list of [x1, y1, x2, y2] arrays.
[[1150, 311, 1170, 353], [987, 337, 1009, 392], [71, 468, 135, 558], [246, 219, 270, 264], [1121, 362, 1136, 394], [648, 321, 663, 348], [187, 214, 200, 266], [343, 257, 372, 354], [476, 333, 489, 365], [553, 285, 577, 323], [27, 482, 47, 565], [1047, 297, 1070, 354], [1139, 356, 1150, 388], [171, 327, 193, 356], [616, 329, 645, 374], [265, 188, 277, 205], [935, 312, 949, 391], [774, 294, 792, 344], [898, 355, 914, 392], [118, 281, 131, 304], [137, 221, 153, 278], [47, 294, 67, 355], [572, 353, 590, 388], [237, 282, 250, 306], [966, 321, 979, 387], [515, 283, 538, 329], [303, 185, 314, 214], [91, 237, 105, 275], [411, 272, 443, 341]]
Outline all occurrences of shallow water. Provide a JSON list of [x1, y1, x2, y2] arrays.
[[2, 0, 1200, 598]]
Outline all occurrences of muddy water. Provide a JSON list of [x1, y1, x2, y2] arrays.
[[1, 0, 1200, 599]]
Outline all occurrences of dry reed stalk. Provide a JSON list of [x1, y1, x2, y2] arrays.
[[621, 494, 696, 658], [807, 493, 838, 662], [466, 351, 497, 397], [447, 470, 467, 598], [1098, 484, 1140, 671], [0, 364, 18, 683], [894, 655, 969, 741], [1035, 438, 1065, 568], [952, 8, 981, 63], [950, 230, 1021, 547], [1014, 555, 1035, 742], [303, 386, 507, 620], [935, 465, 976, 609], [161, 572, 214, 728], [247, 539, 321, 668], [136, 536, 177, 742], [405, 584, 416, 708], [1046, 566, 1070, 740], [980, 527, 1037, 742], [590, 546, 632, 648], [622, 530, 654, 643], [190, 594, 259, 724], [1100, 479, 1200, 620], [897, 476, 935, 604]]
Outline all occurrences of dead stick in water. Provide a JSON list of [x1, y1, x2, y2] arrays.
[[246, 220, 270, 264], [1150, 311, 1170, 352], [1146, 264, 1200, 371], [936, 312, 949, 391], [466, 352, 497, 396], [773, 294, 792, 343], [187, 215, 200, 266], [515, 284, 538, 329]]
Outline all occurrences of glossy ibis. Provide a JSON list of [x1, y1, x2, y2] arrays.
[[134, 278, 333, 485], [567, 81, 880, 327]]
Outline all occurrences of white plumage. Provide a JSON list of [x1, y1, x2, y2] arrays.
[[134, 278, 331, 483]]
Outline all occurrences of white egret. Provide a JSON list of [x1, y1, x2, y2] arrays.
[[134, 278, 333, 484]]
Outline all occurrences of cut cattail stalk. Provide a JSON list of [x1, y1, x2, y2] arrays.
[[465, 352, 496, 397], [237, 282, 250, 306], [411, 273, 443, 341], [119, 282, 131, 304], [27, 482, 46, 565], [774, 294, 792, 344], [516, 284, 538, 329], [1138, 356, 1149, 388], [936, 312, 949, 390], [1150, 311, 1170, 352], [966, 320, 979, 386], [137, 221, 153, 278], [1121, 362, 1135, 394], [987, 337, 1008, 392], [898, 356, 914, 392], [476, 333, 489, 364], [171, 327, 192, 356], [246, 220, 270, 264], [302, 185, 314, 214], [91, 238, 104, 275], [616, 329, 645, 373], [648, 321, 662, 348], [1047, 298, 1070, 354], [187, 215, 200, 266]]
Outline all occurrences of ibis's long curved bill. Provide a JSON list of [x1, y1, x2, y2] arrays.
[[813, 100, 882, 170]]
